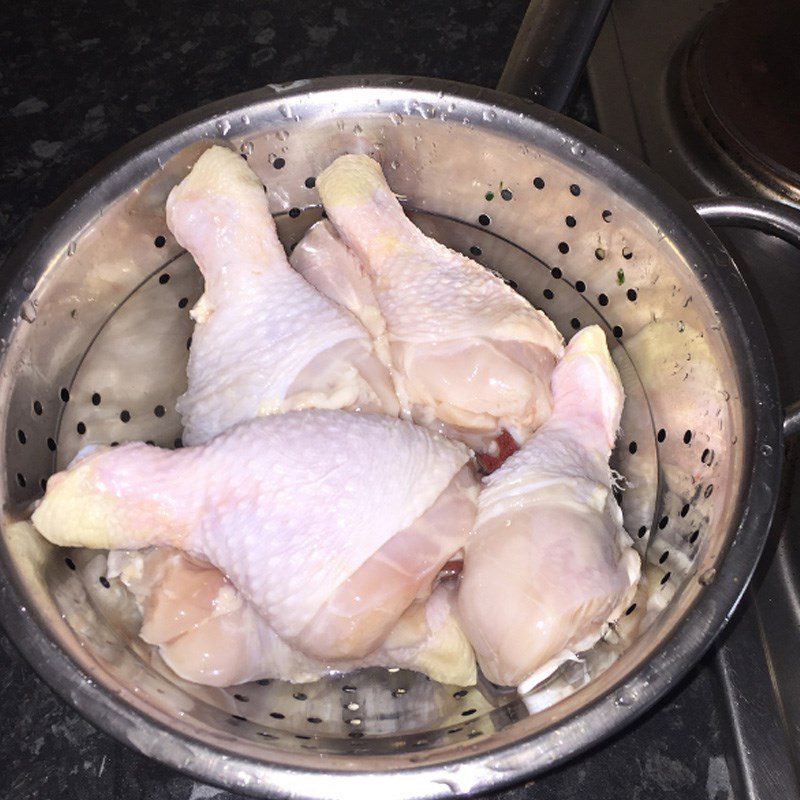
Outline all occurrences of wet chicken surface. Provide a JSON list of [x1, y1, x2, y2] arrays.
[[31, 146, 639, 692]]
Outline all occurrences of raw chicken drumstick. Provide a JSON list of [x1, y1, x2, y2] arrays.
[[290, 219, 390, 365], [109, 548, 476, 686], [33, 410, 477, 662], [316, 154, 564, 450], [457, 326, 640, 688], [167, 146, 398, 446], [130, 148, 473, 684]]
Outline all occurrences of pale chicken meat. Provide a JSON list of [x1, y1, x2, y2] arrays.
[[108, 548, 476, 686], [166, 146, 398, 446], [290, 219, 391, 366], [316, 154, 564, 449], [33, 410, 477, 661], [30, 145, 637, 694], [458, 326, 640, 688], [132, 148, 475, 682]]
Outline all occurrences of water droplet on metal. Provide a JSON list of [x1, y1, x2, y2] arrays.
[[389, 112, 403, 125], [447, 103, 456, 113], [614, 691, 633, 707], [482, 109, 497, 122], [571, 142, 586, 156], [240, 141, 254, 157], [276, 130, 289, 141], [67, 241, 77, 257], [699, 568, 717, 586], [389, 160, 399, 170], [676, 320, 685, 332], [240, 114, 250, 125], [489, 761, 517, 773], [353, 124, 363, 135], [462, 117, 471, 125], [215, 118, 231, 136], [268, 152, 278, 164], [278, 104, 292, 119], [20, 300, 36, 323], [761, 444, 773, 457], [22, 275, 36, 292]]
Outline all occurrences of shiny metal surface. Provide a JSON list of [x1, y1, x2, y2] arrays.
[[0, 76, 784, 798], [589, 0, 800, 209], [692, 197, 800, 438], [693, 198, 800, 250], [587, 5, 800, 796], [497, 0, 612, 111], [683, 0, 800, 204], [742, 467, 800, 789], [712, 589, 799, 800]]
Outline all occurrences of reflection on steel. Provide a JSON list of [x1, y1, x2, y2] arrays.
[[498, 0, 613, 111]]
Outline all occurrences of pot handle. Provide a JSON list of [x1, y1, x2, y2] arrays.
[[693, 197, 800, 438], [497, 0, 613, 111]]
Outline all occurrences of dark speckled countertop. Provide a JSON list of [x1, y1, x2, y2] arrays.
[[1, 1, 732, 798]]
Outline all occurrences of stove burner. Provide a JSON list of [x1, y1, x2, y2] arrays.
[[683, 0, 800, 199]]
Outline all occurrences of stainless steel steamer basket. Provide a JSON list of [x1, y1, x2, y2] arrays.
[[1, 75, 799, 799]]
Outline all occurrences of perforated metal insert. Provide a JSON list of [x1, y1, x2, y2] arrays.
[[0, 84, 742, 771]]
